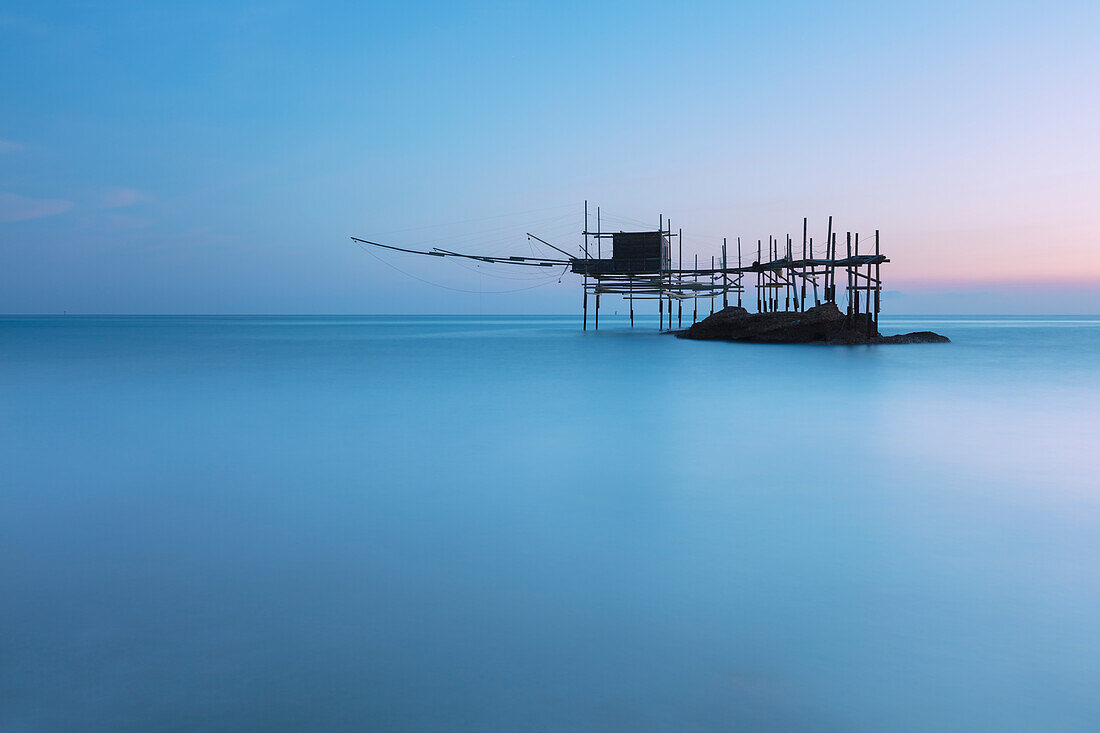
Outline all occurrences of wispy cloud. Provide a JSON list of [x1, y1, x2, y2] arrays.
[[0, 139, 24, 154], [99, 186, 146, 209], [0, 192, 74, 222], [90, 212, 154, 231]]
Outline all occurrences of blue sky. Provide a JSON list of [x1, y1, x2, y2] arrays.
[[2, 1, 1099, 313]]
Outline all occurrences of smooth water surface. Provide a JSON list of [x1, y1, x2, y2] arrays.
[[2, 315, 1099, 732]]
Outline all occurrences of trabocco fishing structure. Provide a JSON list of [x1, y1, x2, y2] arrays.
[[353, 202, 886, 335]]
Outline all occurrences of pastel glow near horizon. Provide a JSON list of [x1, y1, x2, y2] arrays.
[[2, 1, 1099, 314]]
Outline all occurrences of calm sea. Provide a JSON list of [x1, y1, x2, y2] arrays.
[[2, 315, 1099, 732]]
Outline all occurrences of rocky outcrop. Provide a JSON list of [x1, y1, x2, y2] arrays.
[[677, 303, 949, 344], [877, 331, 951, 344]]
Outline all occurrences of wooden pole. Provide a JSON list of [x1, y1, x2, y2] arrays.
[[659, 220, 665, 330], [693, 254, 698, 323], [752, 236, 761, 310], [810, 237, 820, 305], [595, 206, 600, 331], [722, 237, 728, 308], [737, 237, 743, 308], [786, 234, 792, 312], [767, 236, 772, 312], [777, 239, 781, 311], [853, 232, 860, 318], [629, 274, 634, 328], [773, 236, 779, 312], [832, 232, 836, 303], [665, 220, 669, 328], [801, 218, 808, 311], [678, 227, 683, 328], [825, 216, 834, 303], [710, 255, 715, 315], [828, 232, 836, 303], [874, 229, 881, 330], [846, 232, 853, 319], [597, 206, 601, 260], [583, 200, 588, 330], [668, 221, 673, 327]]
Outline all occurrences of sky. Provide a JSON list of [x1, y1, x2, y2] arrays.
[[2, 0, 1099, 314]]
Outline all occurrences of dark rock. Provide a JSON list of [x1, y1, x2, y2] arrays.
[[677, 302, 948, 344], [877, 331, 951, 344]]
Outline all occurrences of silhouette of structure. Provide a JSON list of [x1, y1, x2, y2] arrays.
[[352, 202, 887, 335]]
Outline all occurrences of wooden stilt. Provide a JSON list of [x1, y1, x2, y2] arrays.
[[757, 239, 762, 312], [874, 229, 881, 331], [666, 220, 672, 328], [693, 254, 698, 324], [829, 232, 837, 302], [659, 220, 665, 330], [678, 227, 683, 328], [629, 275, 634, 328], [722, 238, 729, 308], [773, 237, 779, 312], [583, 200, 589, 330], [597, 207, 601, 260], [737, 237, 743, 308], [786, 234, 792, 312], [772, 236, 779, 312], [846, 232, 853, 319], [853, 233, 860, 318], [810, 236, 819, 305], [709, 255, 715, 315], [767, 236, 771, 312], [801, 218, 808, 310]]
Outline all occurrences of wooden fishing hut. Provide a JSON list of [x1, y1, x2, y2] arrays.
[[351, 203, 887, 335]]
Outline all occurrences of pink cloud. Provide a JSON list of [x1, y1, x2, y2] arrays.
[[0, 192, 73, 222]]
